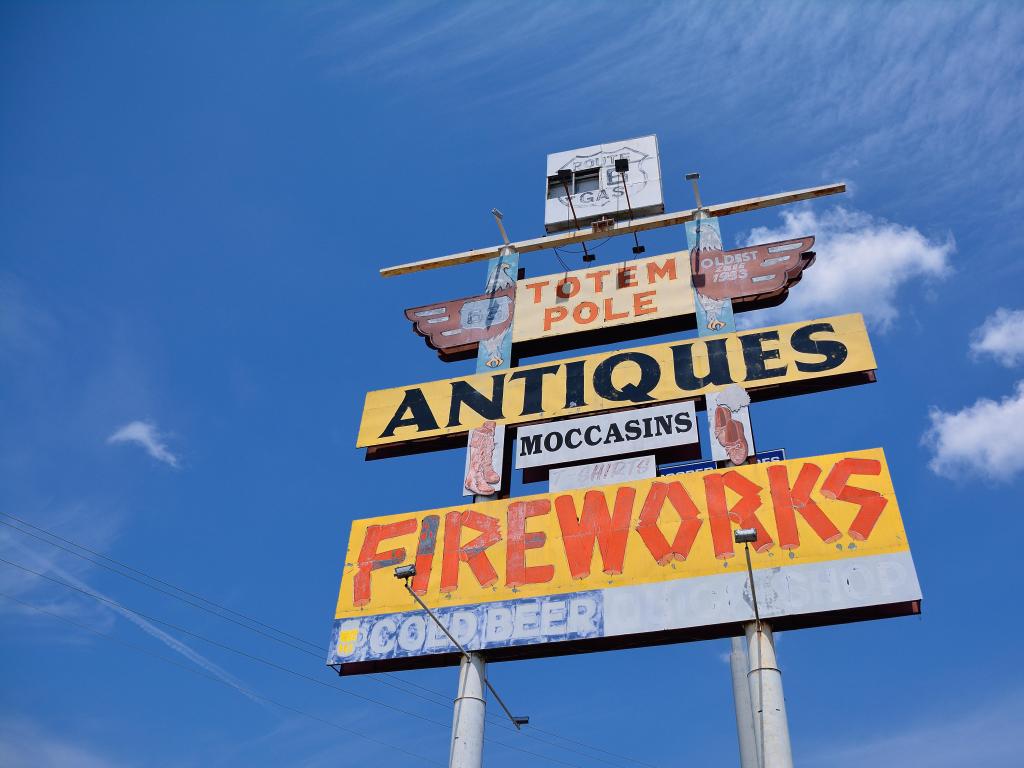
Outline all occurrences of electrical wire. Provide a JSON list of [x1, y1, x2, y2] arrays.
[[0, 590, 445, 766], [0, 513, 660, 767], [0, 555, 592, 768]]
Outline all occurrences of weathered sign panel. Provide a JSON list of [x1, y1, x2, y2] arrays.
[[515, 402, 698, 469], [328, 448, 920, 673], [549, 455, 656, 492], [406, 238, 814, 360], [359, 313, 876, 452], [512, 251, 694, 344], [544, 135, 664, 233]]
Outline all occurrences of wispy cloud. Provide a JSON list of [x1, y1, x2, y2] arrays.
[[922, 380, 1024, 481], [106, 420, 180, 468], [803, 687, 1024, 768], [306, 2, 1024, 212], [970, 308, 1024, 367], [740, 206, 953, 330], [0, 716, 125, 768]]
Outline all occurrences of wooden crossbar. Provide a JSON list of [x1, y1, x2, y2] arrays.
[[380, 182, 845, 277]]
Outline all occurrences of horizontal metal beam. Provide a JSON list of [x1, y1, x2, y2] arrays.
[[380, 182, 845, 277]]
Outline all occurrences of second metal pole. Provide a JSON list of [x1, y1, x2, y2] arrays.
[[744, 622, 793, 768], [730, 635, 758, 768], [450, 652, 487, 768]]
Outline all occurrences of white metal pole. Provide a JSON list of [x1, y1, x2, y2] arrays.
[[744, 622, 793, 768], [730, 635, 758, 768], [450, 652, 487, 768]]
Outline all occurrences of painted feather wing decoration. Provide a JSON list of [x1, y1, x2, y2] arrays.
[[405, 288, 515, 360], [691, 236, 815, 303]]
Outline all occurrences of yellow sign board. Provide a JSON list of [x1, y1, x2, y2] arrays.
[[327, 449, 920, 670], [511, 251, 694, 342], [357, 313, 875, 448]]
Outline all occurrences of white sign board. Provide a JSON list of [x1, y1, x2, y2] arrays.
[[544, 135, 664, 233], [515, 401, 698, 470], [549, 455, 657, 492]]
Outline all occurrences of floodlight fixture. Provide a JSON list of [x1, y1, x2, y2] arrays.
[[491, 208, 503, 220], [734, 528, 758, 544], [616, 159, 644, 255], [512, 716, 530, 727], [394, 564, 417, 580]]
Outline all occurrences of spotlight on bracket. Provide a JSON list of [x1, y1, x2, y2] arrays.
[[393, 564, 417, 580], [734, 528, 758, 544]]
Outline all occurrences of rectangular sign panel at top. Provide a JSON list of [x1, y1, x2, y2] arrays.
[[328, 448, 921, 673], [515, 401, 698, 469], [357, 313, 876, 450]]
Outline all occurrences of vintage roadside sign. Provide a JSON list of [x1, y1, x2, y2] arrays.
[[515, 401, 698, 470], [406, 237, 815, 360], [359, 313, 876, 453], [327, 448, 920, 673]]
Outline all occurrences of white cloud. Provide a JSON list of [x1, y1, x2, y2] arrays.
[[923, 381, 1024, 481], [106, 420, 179, 468], [970, 308, 1024, 367], [740, 207, 953, 330]]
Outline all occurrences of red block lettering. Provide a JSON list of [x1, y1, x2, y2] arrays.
[[636, 482, 703, 565], [440, 510, 502, 593], [555, 488, 635, 579], [704, 471, 772, 559], [353, 518, 417, 607], [768, 464, 841, 549], [820, 458, 888, 541], [505, 500, 554, 588], [411, 514, 440, 596]]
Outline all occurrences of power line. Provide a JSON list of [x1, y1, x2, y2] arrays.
[[0, 590, 445, 766], [0, 555, 588, 768], [0, 513, 659, 767]]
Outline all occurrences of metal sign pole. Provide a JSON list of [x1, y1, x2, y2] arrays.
[[451, 216, 522, 768], [737, 534, 794, 768], [451, 653, 487, 767]]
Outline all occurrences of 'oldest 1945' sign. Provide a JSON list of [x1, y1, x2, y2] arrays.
[[328, 448, 920, 673]]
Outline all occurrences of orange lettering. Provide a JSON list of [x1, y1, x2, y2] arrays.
[[555, 488, 635, 579], [633, 290, 657, 316], [573, 301, 599, 324], [543, 305, 569, 331], [767, 464, 840, 549], [506, 500, 554, 587], [440, 510, 501, 593], [556, 277, 580, 298], [820, 458, 887, 540], [646, 257, 677, 284], [603, 297, 629, 321], [353, 518, 417, 606], [617, 266, 638, 288], [704, 471, 772, 558], [585, 269, 611, 293], [525, 280, 549, 304], [636, 482, 703, 564]]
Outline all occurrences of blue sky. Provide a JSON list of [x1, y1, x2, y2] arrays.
[[2, 1, 1023, 766]]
